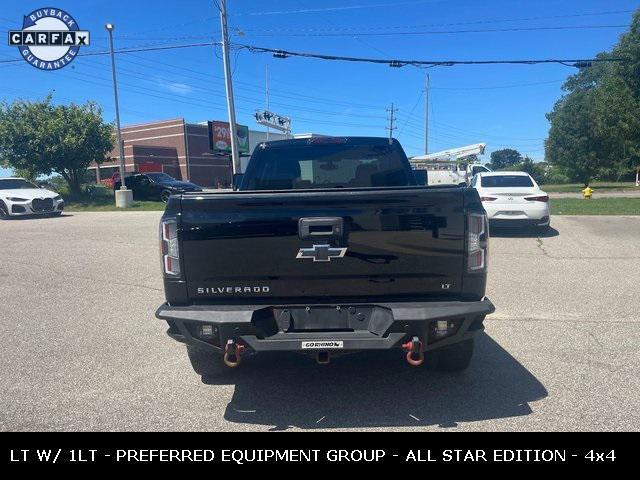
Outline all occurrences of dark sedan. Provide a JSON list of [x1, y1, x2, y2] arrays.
[[114, 173, 202, 203]]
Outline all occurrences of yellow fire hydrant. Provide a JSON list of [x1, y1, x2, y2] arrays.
[[582, 186, 594, 199]]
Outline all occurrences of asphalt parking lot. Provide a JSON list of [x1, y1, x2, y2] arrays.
[[1, 212, 639, 431]]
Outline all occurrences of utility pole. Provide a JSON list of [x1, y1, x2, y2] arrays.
[[218, 0, 241, 175], [265, 64, 270, 141], [386, 103, 397, 144], [424, 74, 430, 155], [105, 22, 132, 208]]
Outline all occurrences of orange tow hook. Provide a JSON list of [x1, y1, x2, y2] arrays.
[[402, 336, 424, 366], [223, 339, 246, 368]]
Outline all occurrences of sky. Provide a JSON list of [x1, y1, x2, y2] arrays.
[[1, 0, 638, 177]]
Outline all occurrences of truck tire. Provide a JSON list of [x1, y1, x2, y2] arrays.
[[186, 344, 226, 376], [431, 339, 474, 372], [160, 189, 172, 203]]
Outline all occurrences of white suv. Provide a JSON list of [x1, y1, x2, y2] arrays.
[[470, 171, 550, 232]]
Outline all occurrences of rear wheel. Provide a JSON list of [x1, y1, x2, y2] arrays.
[[160, 189, 172, 203], [430, 339, 474, 372], [186, 344, 226, 376], [50, 211, 63, 217], [0, 202, 9, 220]]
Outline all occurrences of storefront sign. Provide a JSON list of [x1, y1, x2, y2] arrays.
[[208, 121, 249, 154]]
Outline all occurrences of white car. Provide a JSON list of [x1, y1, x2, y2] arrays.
[[470, 171, 550, 232], [0, 178, 65, 219]]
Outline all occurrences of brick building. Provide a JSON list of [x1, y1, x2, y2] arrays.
[[89, 118, 286, 187]]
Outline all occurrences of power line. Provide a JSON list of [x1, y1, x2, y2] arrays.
[[89, 34, 220, 45], [0, 46, 584, 141], [2, 42, 390, 112], [102, 51, 558, 127], [247, 24, 631, 37], [0, 79, 547, 156], [0, 46, 573, 142], [39, 66, 383, 130], [237, 1, 433, 17], [113, 49, 567, 111], [430, 79, 565, 90], [106, 50, 388, 110], [242, 44, 627, 69], [0, 41, 220, 64], [239, 9, 635, 33], [394, 111, 547, 144], [399, 117, 546, 144], [398, 90, 423, 137], [77, 53, 389, 120], [2, 39, 624, 71]]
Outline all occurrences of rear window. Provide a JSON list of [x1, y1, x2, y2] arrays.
[[481, 175, 534, 188], [241, 142, 414, 190], [146, 173, 175, 182]]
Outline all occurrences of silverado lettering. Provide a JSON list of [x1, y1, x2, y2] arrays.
[[197, 286, 270, 294]]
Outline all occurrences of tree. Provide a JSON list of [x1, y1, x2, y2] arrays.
[[11, 167, 39, 182], [545, 9, 640, 183], [488, 148, 523, 170], [503, 156, 552, 184], [0, 95, 113, 195], [545, 89, 602, 184]]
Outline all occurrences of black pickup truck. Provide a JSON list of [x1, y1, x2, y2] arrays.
[[156, 137, 494, 375]]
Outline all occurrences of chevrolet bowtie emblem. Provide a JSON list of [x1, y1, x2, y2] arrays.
[[296, 244, 347, 262]]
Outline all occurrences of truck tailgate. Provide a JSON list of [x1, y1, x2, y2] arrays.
[[179, 187, 465, 302]]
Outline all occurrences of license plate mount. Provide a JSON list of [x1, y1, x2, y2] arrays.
[[274, 306, 356, 331]]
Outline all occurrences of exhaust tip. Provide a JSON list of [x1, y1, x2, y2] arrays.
[[317, 351, 330, 364]]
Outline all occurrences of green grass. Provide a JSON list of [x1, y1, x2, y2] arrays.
[[542, 182, 638, 193], [551, 197, 640, 215], [64, 195, 165, 212]]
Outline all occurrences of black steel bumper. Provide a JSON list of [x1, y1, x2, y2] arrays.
[[155, 298, 494, 354]]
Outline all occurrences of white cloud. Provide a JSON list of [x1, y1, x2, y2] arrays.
[[157, 79, 194, 95]]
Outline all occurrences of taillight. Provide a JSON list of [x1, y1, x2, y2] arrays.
[[480, 196, 497, 202], [467, 213, 488, 272], [160, 219, 180, 276], [525, 195, 549, 202]]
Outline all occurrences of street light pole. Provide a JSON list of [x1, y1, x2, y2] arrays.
[[218, 0, 241, 176], [105, 22, 132, 208], [424, 74, 430, 155], [265, 64, 270, 141]]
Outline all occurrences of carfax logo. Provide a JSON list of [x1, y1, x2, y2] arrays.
[[7, 7, 89, 70]]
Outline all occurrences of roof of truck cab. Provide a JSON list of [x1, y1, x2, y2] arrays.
[[258, 136, 399, 148]]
